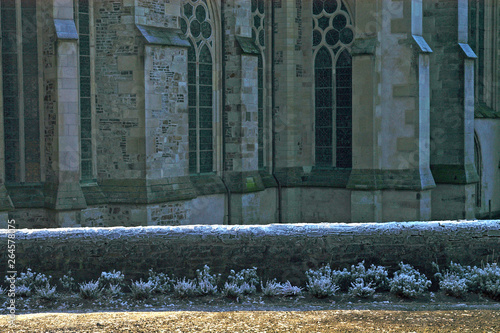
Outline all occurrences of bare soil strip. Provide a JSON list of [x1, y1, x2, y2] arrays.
[[1, 309, 499, 333]]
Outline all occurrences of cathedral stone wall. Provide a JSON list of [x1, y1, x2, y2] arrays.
[[94, 0, 145, 180]]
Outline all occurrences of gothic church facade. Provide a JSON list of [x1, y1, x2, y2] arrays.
[[0, 0, 499, 228]]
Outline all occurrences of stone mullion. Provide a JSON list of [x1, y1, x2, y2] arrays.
[[36, 0, 45, 183], [16, 0, 25, 183], [196, 51, 201, 174], [495, 2, 499, 110]]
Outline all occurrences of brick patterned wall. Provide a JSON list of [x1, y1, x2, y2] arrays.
[[144, 45, 188, 179], [94, 0, 145, 180], [41, 1, 57, 183], [136, 0, 179, 28], [424, 1, 464, 166]]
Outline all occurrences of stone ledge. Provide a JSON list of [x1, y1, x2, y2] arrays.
[[99, 177, 197, 204], [259, 169, 278, 188], [274, 167, 351, 188], [43, 182, 88, 211], [223, 171, 265, 193], [347, 168, 436, 190], [81, 182, 107, 205], [190, 174, 227, 196], [6, 183, 45, 209]]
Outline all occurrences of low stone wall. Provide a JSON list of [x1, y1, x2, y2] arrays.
[[1, 221, 499, 285]]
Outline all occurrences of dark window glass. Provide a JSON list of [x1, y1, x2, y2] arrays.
[[257, 55, 264, 169], [79, 1, 93, 179], [324, 0, 338, 14], [195, 5, 206, 22], [325, 29, 339, 46], [190, 20, 201, 38], [315, 47, 333, 167], [184, 3, 193, 18], [201, 21, 211, 39], [313, 0, 323, 15], [318, 16, 330, 30], [22, 0, 40, 182], [335, 50, 352, 168], [332, 14, 347, 31], [257, 0, 264, 14]]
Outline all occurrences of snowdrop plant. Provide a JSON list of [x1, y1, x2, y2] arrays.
[[147, 269, 174, 294], [330, 268, 352, 292], [434, 261, 500, 299], [129, 279, 156, 300], [196, 265, 220, 296], [438, 272, 468, 298], [474, 263, 500, 299], [389, 263, 431, 298], [34, 283, 57, 300], [433, 262, 468, 298], [78, 280, 102, 299], [261, 279, 283, 297], [238, 281, 256, 295], [59, 271, 76, 292], [348, 278, 375, 298], [360, 264, 390, 291], [226, 267, 259, 294], [173, 278, 198, 298], [6, 268, 52, 294], [305, 265, 339, 298], [106, 283, 122, 297], [16, 285, 32, 297], [483, 279, 500, 300], [98, 270, 125, 289], [221, 281, 255, 299], [281, 281, 302, 296], [333, 261, 389, 292]]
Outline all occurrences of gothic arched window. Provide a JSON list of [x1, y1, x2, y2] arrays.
[[312, 0, 353, 168], [181, 0, 215, 174]]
